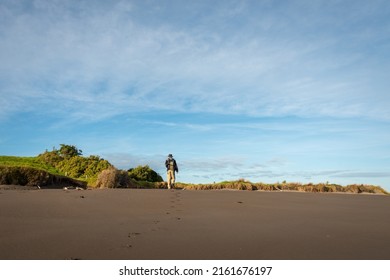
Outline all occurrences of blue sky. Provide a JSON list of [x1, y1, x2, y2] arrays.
[[1, 0, 390, 190]]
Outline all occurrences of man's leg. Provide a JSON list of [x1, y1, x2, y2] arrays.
[[167, 171, 171, 189], [167, 170, 173, 189], [171, 171, 176, 188]]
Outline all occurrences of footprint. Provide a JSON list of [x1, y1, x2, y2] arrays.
[[128, 232, 141, 238], [121, 244, 133, 249]]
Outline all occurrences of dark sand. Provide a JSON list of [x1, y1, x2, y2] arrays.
[[0, 188, 389, 260]]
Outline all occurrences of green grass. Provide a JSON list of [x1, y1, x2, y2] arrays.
[[0, 156, 62, 175]]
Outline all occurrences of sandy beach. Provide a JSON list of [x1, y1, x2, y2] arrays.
[[0, 188, 389, 260]]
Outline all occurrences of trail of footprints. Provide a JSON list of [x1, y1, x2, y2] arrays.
[[125, 190, 183, 250]]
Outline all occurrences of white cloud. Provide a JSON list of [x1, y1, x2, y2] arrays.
[[1, 0, 389, 122]]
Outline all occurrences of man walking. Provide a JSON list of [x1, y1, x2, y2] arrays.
[[165, 154, 178, 189]]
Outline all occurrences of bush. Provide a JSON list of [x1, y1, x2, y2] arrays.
[[38, 147, 112, 183], [59, 144, 82, 158], [95, 167, 136, 188], [128, 165, 163, 182]]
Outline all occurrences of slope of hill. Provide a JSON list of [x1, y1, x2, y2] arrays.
[[0, 164, 86, 188], [0, 156, 61, 175]]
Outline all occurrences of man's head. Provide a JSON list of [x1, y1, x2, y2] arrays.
[[168, 154, 173, 158]]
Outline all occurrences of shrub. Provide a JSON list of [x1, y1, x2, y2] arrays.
[[84, 156, 112, 179], [128, 165, 163, 182], [38, 146, 112, 183], [37, 150, 63, 166], [95, 167, 136, 188], [55, 156, 88, 178], [95, 167, 118, 188], [59, 144, 82, 158]]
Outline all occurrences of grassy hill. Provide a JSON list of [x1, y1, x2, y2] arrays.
[[0, 146, 162, 188], [0, 166, 86, 188], [0, 156, 62, 175], [0, 154, 92, 188]]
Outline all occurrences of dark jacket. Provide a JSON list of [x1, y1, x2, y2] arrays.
[[165, 158, 178, 172]]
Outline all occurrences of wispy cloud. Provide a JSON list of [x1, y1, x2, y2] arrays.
[[1, 0, 389, 122]]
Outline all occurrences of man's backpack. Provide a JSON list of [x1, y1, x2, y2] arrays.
[[167, 158, 176, 171]]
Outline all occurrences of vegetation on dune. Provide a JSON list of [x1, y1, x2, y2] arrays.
[[0, 145, 387, 194], [53, 155, 112, 181], [0, 156, 61, 175], [95, 167, 129, 189], [37, 145, 112, 184], [128, 165, 163, 182], [0, 144, 164, 188], [177, 179, 388, 194], [0, 165, 53, 186], [96, 166, 166, 189], [0, 165, 86, 188]]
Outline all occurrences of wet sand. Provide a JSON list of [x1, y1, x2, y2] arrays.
[[0, 188, 389, 260]]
